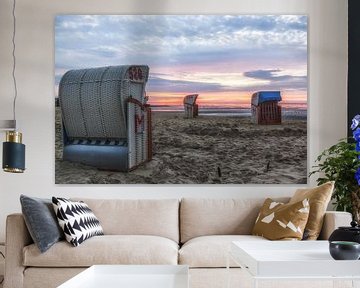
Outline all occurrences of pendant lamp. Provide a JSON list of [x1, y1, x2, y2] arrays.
[[1, 0, 25, 173]]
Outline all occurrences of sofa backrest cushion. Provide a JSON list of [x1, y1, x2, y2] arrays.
[[72, 198, 180, 243], [180, 198, 289, 243]]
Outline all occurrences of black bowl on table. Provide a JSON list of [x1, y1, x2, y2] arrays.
[[329, 241, 360, 260]]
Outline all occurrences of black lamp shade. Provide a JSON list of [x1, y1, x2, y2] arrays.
[[3, 141, 25, 173]]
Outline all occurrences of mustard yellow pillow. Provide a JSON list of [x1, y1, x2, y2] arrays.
[[252, 198, 310, 240], [289, 181, 334, 240]]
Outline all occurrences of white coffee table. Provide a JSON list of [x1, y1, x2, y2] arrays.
[[228, 241, 360, 288], [57, 265, 189, 288]]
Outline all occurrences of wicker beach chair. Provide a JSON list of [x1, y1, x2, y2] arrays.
[[58, 65, 152, 171], [183, 94, 199, 118], [251, 91, 282, 125]]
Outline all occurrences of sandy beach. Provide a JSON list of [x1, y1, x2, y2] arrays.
[[55, 108, 307, 184]]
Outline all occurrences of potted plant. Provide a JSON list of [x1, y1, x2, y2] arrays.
[[310, 115, 360, 222]]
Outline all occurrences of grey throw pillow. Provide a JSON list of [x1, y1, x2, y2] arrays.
[[20, 195, 64, 253]]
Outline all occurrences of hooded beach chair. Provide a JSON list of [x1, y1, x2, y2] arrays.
[[251, 91, 282, 125], [58, 65, 152, 171], [183, 94, 199, 118]]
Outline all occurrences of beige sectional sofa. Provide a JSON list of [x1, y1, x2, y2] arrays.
[[4, 198, 352, 288]]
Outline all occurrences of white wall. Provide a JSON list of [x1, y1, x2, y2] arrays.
[[0, 0, 348, 242]]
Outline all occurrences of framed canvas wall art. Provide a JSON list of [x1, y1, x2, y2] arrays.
[[55, 15, 308, 184]]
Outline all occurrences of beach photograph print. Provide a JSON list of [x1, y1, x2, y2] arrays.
[[55, 15, 308, 184]]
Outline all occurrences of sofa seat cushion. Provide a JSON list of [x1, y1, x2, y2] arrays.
[[23, 235, 179, 267], [179, 235, 267, 268]]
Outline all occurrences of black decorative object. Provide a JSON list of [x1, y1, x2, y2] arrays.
[[328, 221, 360, 244], [329, 241, 360, 260], [348, 0, 360, 139]]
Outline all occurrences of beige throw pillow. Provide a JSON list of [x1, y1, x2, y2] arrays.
[[289, 181, 334, 240], [252, 198, 310, 240]]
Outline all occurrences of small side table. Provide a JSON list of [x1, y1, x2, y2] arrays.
[[227, 240, 360, 288]]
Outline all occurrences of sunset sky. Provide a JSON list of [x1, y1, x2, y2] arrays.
[[55, 15, 307, 108]]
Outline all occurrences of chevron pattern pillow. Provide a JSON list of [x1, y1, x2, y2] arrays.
[[52, 197, 104, 247]]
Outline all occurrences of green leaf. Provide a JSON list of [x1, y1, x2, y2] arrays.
[[309, 138, 360, 215]]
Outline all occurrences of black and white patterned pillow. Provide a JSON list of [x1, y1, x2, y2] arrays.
[[52, 197, 104, 247]]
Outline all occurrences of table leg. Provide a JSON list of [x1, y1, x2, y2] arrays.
[[226, 251, 230, 288], [252, 278, 258, 288]]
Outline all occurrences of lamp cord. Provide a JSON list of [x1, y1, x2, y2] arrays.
[[11, 0, 17, 128]]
